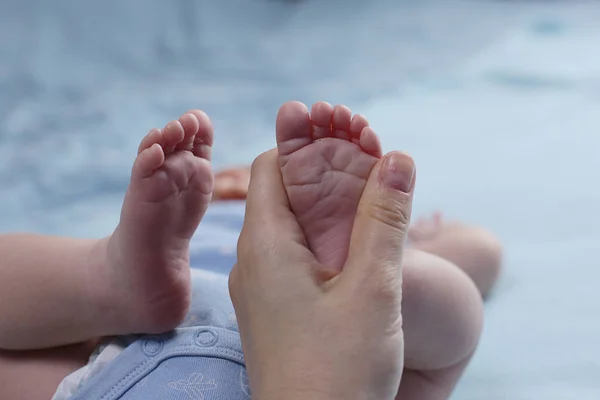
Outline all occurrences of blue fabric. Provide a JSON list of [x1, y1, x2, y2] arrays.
[[189, 202, 244, 276], [68, 327, 249, 400], [70, 231, 247, 400], [70, 209, 246, 399]]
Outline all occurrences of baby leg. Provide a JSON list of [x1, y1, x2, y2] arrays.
[[0, 341, 98, 400], [399, 248, 484, 399], [409, 213, 503, 298], [0, 111, 214, 351], [272, 101, 484, 398], [0, 110, 215, 399]]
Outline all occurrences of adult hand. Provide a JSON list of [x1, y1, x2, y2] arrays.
[[229, 149, 415, 400]]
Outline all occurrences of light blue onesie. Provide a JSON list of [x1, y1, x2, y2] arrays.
[[68, 202, 251, 400]]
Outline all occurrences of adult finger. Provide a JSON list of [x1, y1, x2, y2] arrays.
[[341, 151, 415, 292], [237, 149, 312, 270]]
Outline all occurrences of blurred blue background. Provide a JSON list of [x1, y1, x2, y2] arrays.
[[1, 0, 599, 398]]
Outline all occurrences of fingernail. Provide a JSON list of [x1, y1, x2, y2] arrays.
[[380, 152, 415, 193]]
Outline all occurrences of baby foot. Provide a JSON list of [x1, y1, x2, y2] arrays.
[[108, 110, 214, 333], [276, 101, 382, 271], [407, 211, 444, 243]]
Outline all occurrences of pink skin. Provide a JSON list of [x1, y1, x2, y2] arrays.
[[408, 212, 503, 298], [107, 110, 214, 333], [0, 110, 217, 400], [275, 101, 488, 398], [212, 168, 252, 201], [0, 103, 498, 400], [276, 101, 383, 271], [408, 211, 443, 243]]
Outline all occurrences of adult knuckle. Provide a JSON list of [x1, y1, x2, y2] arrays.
[[368, 195, 411, 232]]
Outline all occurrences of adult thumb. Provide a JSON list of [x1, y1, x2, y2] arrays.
[[341, 151, 415, 291]]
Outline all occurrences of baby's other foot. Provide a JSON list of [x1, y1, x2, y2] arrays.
[[109, 110, 214, 333], [407, 212, 504, 297], [407, 211, 444, 243], [276, 101, 382, 271]]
